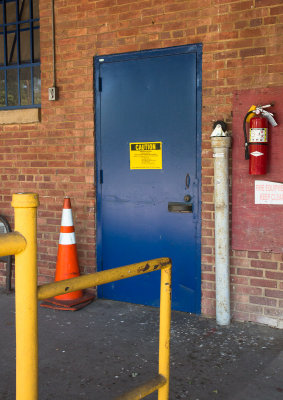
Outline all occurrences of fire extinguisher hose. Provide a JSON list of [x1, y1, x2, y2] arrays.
[[243, 110, 255, 160]]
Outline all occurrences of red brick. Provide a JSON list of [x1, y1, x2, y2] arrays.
[[231, 1, 253, 11], [164, 3, 189, 13], [202, 273, 216, 282], [236, 303, 263, 314], [272, 254, 283, 262], [202, 264, 213, 272], [250, 296, 277, 306], [232, 311, 250, 322], [247, 251, 259, 259], [251, 260, 278, 270], [231, 276, 249, 285], [260, 252, 273, 260], [201, 298, 216, 316], [213, 50, 238, 60], [202, 281, 215, 290], [265, 271, 283, 280], [268, 64, 283, 73], [240, 47, 266, 58], [239, 27, 264, 38], [233, 250, 247, 257], [250, 18, 262, 27], [231, 258, 250, 267], [250, 279, 277, 288], [202, 246, 213, 255], [256, 0, 283, 6], [264, 16, 277, 24], [270, 5, 283, 15], [265, 289, 283, 299], [237, 268, 263, 277], [202, 290, 216, 299], [231, 291, 249, 304], [235, 20, 249, 29]]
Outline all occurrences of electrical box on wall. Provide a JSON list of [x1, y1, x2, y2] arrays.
[[48, 86, 59, 101], [232, 87, 283, 253]]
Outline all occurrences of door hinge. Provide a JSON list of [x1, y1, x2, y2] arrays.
[[99, 77, 102, 92], [100, 169, 103, 184]]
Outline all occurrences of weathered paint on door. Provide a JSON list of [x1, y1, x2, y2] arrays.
[[95, 44, 202, 313]]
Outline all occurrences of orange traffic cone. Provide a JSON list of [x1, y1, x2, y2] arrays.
[[41, 197, 94, 311]]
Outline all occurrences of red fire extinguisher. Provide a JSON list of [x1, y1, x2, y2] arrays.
[[243, 104, 278, 175]]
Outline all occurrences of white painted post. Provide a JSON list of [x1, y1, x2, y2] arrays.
[[211, 136, 232, 326]]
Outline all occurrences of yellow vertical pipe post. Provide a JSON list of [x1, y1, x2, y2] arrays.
[[12, 193, 39, 400], [158, 264, 172, 400]]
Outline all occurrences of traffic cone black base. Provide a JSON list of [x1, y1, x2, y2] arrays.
[[41, 298, 94, 311], [41, 292, 95, 310]]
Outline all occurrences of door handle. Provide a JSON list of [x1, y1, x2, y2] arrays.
[[185, 174, 190, 189], [168, 202, 193, 213]]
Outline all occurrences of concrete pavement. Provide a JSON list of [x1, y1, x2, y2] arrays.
[[0, 291, 282, 399]]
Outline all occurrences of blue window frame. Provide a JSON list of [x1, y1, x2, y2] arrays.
[[0, 0, 40, 109]]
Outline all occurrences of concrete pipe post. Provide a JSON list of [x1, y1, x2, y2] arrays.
[[211, 134, 232, 326]]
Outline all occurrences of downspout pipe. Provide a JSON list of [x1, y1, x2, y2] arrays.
[[211, 123, 232, 326]]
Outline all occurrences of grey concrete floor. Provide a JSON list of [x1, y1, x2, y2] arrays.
[[0, 291, 283, 400]]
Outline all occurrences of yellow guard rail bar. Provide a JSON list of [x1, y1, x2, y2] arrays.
[[0, 193, 172, 400]]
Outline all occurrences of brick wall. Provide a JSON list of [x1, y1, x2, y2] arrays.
[[0, 0, 283, 327]]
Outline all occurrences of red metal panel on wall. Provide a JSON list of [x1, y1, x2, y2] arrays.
[[232, 87, 283, 253]]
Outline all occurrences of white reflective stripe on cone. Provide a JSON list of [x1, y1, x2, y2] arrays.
[[59, 232, 76, 245], [61, 209, 74, 227]]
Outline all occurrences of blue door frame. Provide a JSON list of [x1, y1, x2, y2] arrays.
[[94, 44, 202, 313]]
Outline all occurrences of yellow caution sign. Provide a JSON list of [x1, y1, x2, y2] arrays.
[[129, 142, 162, 170]]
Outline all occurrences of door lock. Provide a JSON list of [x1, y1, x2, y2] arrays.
[[168, 202, 193, 213], [184, 195, 191, 202]]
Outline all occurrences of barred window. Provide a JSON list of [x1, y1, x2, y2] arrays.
[[0, 0, 40, 109]]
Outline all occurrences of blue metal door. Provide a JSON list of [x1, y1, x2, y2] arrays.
[[95, 45, 202, 313]]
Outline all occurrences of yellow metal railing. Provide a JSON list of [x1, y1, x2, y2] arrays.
[[0, 193, 172, 400]]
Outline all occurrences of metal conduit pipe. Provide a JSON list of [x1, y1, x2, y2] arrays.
[[48, 0, 58, 101], [51, 0, 56, 87], [211, 132, 232, 326]]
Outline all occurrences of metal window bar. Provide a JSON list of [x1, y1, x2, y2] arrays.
[[4, 18, 40, 28], [8, 0, 24, 64], [0, 193, 172, 400], [2, 1, 8, 105], [16, 0, 21, 104], [29, 0, 34, 103], [0, 0, 40, 109]]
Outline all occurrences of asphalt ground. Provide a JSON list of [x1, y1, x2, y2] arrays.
[[1, 291, 282, 400]]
